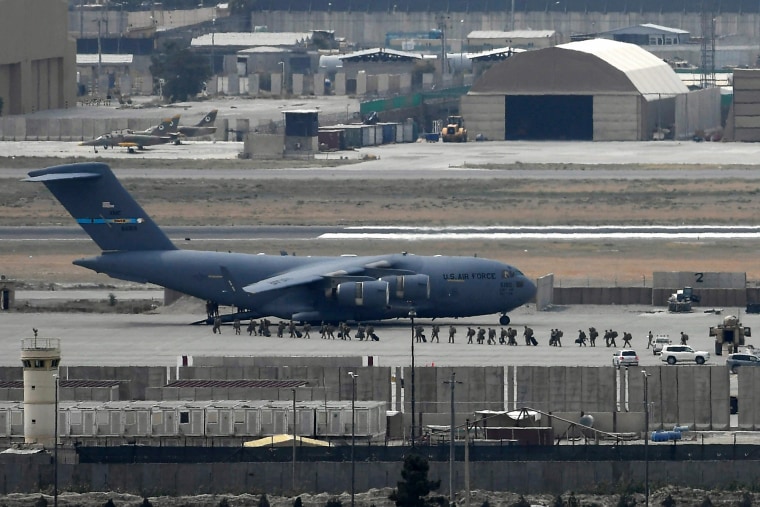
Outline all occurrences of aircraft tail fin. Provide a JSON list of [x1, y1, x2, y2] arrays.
[[196, 109, 218, 127], [149, 115, 180, 136], [26, 163, 177, 252]]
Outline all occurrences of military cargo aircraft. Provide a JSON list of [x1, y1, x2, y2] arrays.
[[175, 109, 218, 143], [79, 116, 179, 153], [26, 163, 536, 325]]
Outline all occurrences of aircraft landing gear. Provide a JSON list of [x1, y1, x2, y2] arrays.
[[499, 314, 510, 325]]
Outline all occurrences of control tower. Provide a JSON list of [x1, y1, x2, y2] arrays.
[[21, 335, 61, 448]]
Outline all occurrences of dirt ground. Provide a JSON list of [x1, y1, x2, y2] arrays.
[[4, 158, 760, 286]]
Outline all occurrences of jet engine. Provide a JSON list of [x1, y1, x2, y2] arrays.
[[336, 280, 389, 308], [380, 274, 430, 301]]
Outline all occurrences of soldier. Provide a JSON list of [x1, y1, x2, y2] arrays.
[[487, 328, 496, 345], [277, 321, 286, 338], [303, 322, 311, 339], [356, 323, 366, 341], [680, 331, 689, 345], [415, 325, 426, 343], [320, 321, 327, 339], [476, 327, 486, 344], [466, 327, 475, 344], [549, 329, 556, 346], [326, 323, 336, 340], [233, 318, 241, 335], [554, 329, 563, 347], [603, 329, 610, 347], [623, 332, 632, 347], [576, 329, 587, 346], [367, 324, 378, 341], [288, 320, 297, 338], [499, 328, 508, 345], [647, 330, 654, 349], [507, 327, 518, 346], [524, 326, 535, 346], [431, 324, 440, 343], [448, 325, 457, 343], [609, 330, 618, 347], [589, 327, 598, 347], [246, 319, 256, 336], [212, 315, 222, 334]]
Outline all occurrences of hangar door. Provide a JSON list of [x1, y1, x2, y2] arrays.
[[505, 95, 593, 140]]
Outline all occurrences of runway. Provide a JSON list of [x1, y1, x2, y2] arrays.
[[5, 224, 760, 242]]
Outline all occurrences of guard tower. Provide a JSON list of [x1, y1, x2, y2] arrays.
[[21, 335, 61, 447]]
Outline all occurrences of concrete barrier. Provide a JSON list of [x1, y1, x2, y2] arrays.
[[4, 455, 760, 496]]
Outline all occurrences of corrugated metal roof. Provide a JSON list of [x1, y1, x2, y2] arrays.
[[238, 46, 289, 54], [604, 23, 690, 36], [166, 379, 307, 388], [467, 46, 526, 60], [468, 30, 556, 39], [338, 47, 422, 61], [558, 39, 689, 95], [0, 380, 120, 389], [76, 54, 133, 65], [191, 32, 311, 48]]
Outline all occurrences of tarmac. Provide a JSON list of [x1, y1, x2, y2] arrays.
[[2, 297, 753, 370]]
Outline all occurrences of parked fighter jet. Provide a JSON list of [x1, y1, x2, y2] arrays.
[[175, 109, 218, 143], [26, 163, 536, 325], [79, 116, 179, 153], [139, 114, 181, 137]]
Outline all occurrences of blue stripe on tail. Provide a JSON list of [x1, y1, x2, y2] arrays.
[[26, 163, 176, 252]]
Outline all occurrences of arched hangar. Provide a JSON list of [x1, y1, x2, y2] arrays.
[[462, 38, 693, 141]]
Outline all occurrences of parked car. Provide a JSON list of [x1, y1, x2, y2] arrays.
[[652, 335, 671, 355], [660, 345, 710, 365], [726, 353, 760, 373], [612, 349, 639, 368]]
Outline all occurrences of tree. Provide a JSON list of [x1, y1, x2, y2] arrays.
[[294, 497, 303, 507], [389, 454, 441, 507], [230, 0, 257, 15], [259, 494, 271, 507], [150, 41, 211, 103]]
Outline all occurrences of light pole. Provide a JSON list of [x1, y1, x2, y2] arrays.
[[443, 371, 462, 507], [348, 371, 358, 507], [278, 61, 285, 95], [210, 17, 216, 75], [408, 309, 417, 446], [291, 387, 297, 493], [642, 369, 651, 507], [53, 372, 59, 507]]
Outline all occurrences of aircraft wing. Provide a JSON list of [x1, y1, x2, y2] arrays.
[[242, 257, 392, 295]]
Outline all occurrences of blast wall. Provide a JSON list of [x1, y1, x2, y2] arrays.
[[4, 455, 760, 496]]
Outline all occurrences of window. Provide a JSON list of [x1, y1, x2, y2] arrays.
[[180, 412, 190, 424]]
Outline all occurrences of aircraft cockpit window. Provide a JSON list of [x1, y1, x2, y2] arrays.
[[503, 269, 517, 279]]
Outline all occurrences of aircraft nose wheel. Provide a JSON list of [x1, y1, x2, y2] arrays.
[[499, 315, 510, 325]]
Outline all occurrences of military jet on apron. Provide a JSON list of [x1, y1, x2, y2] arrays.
[[26, 163, 536, 325], [174, 109, 218, 143], [79, 116, 179, 153]]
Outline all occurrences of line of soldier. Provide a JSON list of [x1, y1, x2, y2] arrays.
[[213, 317, 648, 349]]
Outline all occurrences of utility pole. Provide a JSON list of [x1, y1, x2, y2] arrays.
[[443, 372, 462, 507]]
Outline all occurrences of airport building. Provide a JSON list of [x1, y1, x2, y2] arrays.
[[0, 0, 77, 116], [462, 38, 720, 141]]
